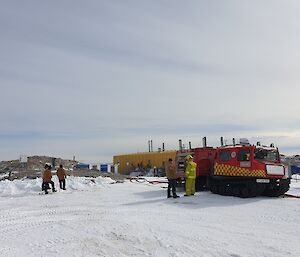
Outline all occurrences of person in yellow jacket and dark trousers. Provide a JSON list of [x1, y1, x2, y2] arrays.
[[185, 155, 197, 196]]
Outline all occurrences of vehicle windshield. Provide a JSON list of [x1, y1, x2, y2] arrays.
[[177, 157, 186, 170], [254, 148, 278, 163]]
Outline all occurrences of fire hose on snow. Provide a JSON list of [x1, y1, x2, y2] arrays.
[[129, 177, 168, 188]]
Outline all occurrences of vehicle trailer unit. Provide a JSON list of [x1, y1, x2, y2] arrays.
[[175, 138, 290, 198]]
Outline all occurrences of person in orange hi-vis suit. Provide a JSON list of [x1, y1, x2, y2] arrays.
[[42, 164, 56, 194], [57, 164, 67, 190]]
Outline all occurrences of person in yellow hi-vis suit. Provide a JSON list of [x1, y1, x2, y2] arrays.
[[184, 155, 197, 196]]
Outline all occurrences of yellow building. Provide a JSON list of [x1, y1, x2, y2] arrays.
[[113, 151, 177, 175]]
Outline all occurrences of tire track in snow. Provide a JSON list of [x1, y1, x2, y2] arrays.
[[0, 207, 107, 242]]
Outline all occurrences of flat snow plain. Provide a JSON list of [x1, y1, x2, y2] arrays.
[[0, 176, 300, 257]]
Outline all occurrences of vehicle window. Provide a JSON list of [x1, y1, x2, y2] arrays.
[[178, 159, 185, 167], [238, 150, 250, 161], [254, 148, 278, 162], [219, 151, 230, 161]]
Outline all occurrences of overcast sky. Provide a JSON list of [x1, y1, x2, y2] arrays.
[[1, 0, 300, 163]]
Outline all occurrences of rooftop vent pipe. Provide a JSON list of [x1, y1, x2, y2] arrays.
[[179, 139, 183, 151], [202, 137, 207, 147]]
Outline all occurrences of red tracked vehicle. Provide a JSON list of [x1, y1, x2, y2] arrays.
[[175, 137, 290, 198]]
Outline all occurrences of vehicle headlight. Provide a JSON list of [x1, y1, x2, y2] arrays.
[[266, 165, 284, 175]]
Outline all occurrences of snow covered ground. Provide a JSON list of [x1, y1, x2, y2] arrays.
[[289, 175, 300, 197], [0, 172, 9, 179], [0, 176, 300, 257]]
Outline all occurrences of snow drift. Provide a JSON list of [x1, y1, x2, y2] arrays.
[[0, 176, 114, 197]]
